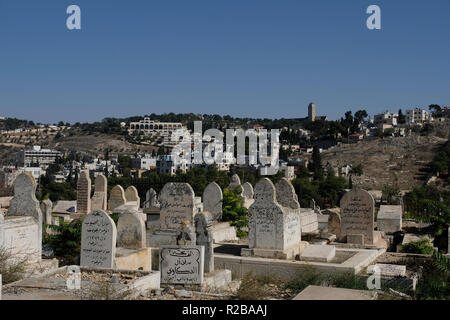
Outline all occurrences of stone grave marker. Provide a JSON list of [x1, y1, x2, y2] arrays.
[[327, 209, 341, 239], [195, 212, 214, 274], [228, 174, 243, 195], [367, 264, 406, 277], [80, 210, 117, 268], [160, 245, 205, 284], [91, 174, 108, 211], [145, 188, 160, 209], [117, 211, 146, 248], [125, 186, 140, 204], [6, 172, 43, 261], [108, 185, 126, 212], [340, 188, 375, 245], [159, 183, 195, 230], [76, 170, 91, 214], [202, 182, 223, 221], [40, 199, 53, 227]]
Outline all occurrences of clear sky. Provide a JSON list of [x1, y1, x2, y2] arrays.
[[1, 0, 449, 124]]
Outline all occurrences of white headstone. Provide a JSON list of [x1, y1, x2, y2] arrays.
[[80, 210, 117, 269], [145, 188, 160, 209], [228, 174, 243, 195], [160, 245, 205, 284], [125, 186, 140, 205], [300, 244, 336, 262], [195, 212, 214, 274]]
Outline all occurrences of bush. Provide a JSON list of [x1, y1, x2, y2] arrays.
[[44, 218, 84, 265], [236, 272, 271, 300], [400, 239, 435, 255], [0, 247, 28, 284]]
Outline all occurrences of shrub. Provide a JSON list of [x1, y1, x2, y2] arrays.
[[400, 239, 435, 255], [236, 272, 271, 300], [0, 247, 28, 284]]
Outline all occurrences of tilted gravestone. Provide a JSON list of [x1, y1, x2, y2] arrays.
[[6, 172, 43, 262], [91, 174, 108, 211], [243, 178, 302, 259], [340, 188, 375, 245], [108, 185, 127, 212], [195, 211, 214, 274], [117, 211, 146, 248], [160, 245, 205, 284], [202, 182, 223, 221], [327, 209, 341, 239], [159, 183, 195, 230], [76, 170, 91, 214], [80, 210, 117, 268]]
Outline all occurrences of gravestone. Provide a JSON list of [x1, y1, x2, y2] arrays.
[[377, 205, 402, 234], [80, 210, 117, 269], [159, 183, 196, 230], [6, 172, 43, 261], [300, 244, 336, 262], [160, 246, 205, 284], [242, 182, 254, 199], [0, 213, 4, 248], [228, 174, 243, 195], [243, 178, 302, 259], [76, 170, 91, 214], [367, 264, 406, 277], [177, 222, 196, 245], [91, 174, 108, 211], [326, 209, 341, 239], [145, 188, 160, 209], [340, 188, 375, 245], [195, 212, 214, 274], [125, 186, 140, 204], [108, 185, 126, 212], [117, 211, 146, 248], [202, 182, 223, 221], [40, 199, 53, 227]]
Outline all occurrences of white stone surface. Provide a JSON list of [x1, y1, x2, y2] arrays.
[[300, 244, 336, 262], [160, 246, 205, 284], [80, 210, 117, 269], [3, 216, 41, 263], [367, 264, 406, 277], [125, 186, 140, 204]]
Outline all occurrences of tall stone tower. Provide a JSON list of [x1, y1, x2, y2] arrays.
[[308, 103, 316, 122]]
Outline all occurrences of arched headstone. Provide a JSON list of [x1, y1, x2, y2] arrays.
[[159, 183, 195, 230], [108, 185, 126, 211], [203, 182, 223, 221], [77, 170, 91, 214]]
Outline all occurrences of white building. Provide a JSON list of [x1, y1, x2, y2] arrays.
[[131, 156, 157, 170], [374, 112, 398, 126], [156, 154, 189, 175], [406, 108, 433, 124], [129, 117, 184, 135], [17, 146, 62, 169]]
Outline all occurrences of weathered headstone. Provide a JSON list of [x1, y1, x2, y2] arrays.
[[76, 170, 91, 214], [80, 210, 117, 268], [340, 188, 375, 245], [242, 182, 254, 199], [159, 183, 195, 230], [228, 174, 243, 195], [160, 246, 205, 284], [243, 178, 302, 259], [117, 211, 146, 248], [202, 182, 223, 221], [326, 209, 341, 239], [6, 172, 43, 261], [145, 188, 160, 209], [108, 185, 126, 212], [40, 199, 53, 227], [367, 264, 406, 277], [377, 205, 402, 234], [177, 222, 196, 245], [125, 186, 140, 204], [195, 212, 214, 274], [91, 174, 108, 211]]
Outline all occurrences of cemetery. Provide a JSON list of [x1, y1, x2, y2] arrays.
[[0, 172, 448, 300]]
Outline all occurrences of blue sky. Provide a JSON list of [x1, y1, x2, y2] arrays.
[[1, 0, 449, 124]]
